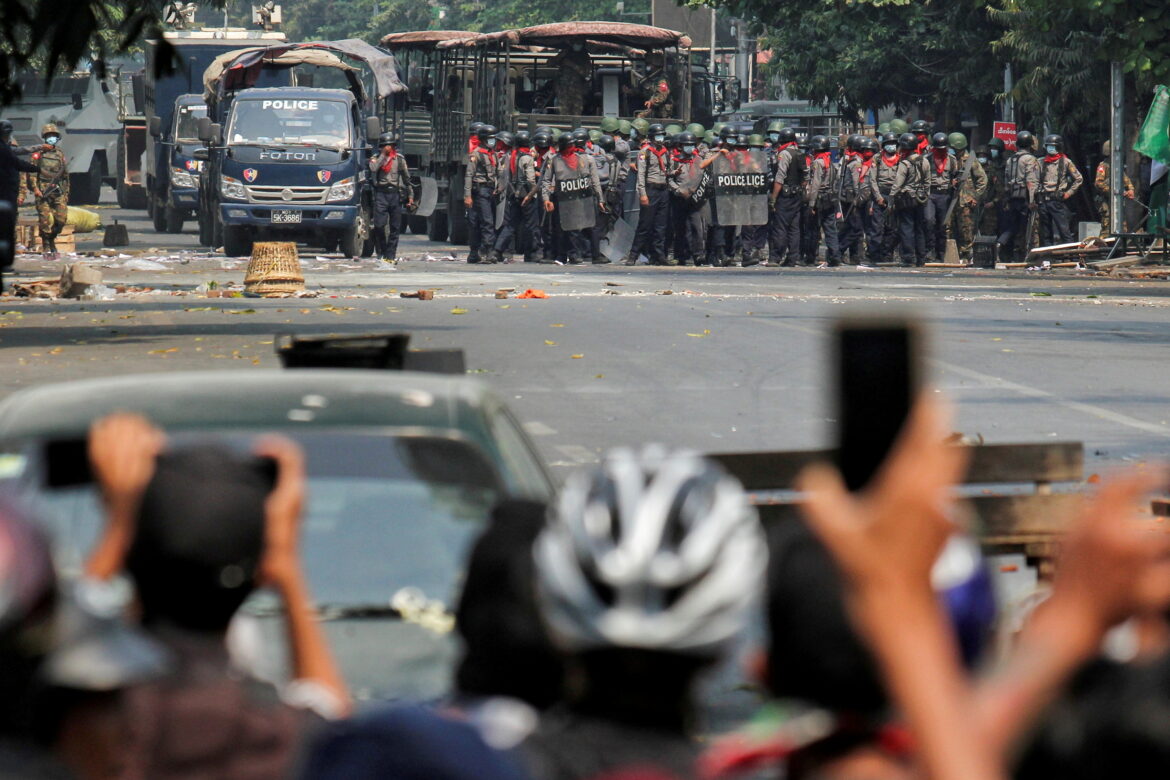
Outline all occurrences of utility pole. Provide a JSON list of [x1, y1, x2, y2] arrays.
[[1110, 61, 1124, 235], [1003, 63, 1014, 125]]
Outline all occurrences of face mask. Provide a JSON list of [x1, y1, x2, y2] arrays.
[[682, 145, 695, 154], [884, 144, 897, 154], [947, 148, 957, 156], [990, 149, 1000, 159], [46, 136, 60, 146], [977, 156, 989, 165], [1046, 145, 1057, 155], [768, 133, 780, 142], [653, 135, 665, 144]]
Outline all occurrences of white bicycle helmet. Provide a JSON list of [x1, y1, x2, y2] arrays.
[[535, 446, 766, 657]]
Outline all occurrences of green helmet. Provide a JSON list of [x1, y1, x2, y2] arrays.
[[632, 117, 650, 133], [947, 132, 968, 150], [702, 131, 716, 145], [712, 121, 726, 135], [888, 118, 909, 135], [589, 128, 602, 142], [766, 120, 784, 134], [748, 133, 765, 148], [877, 122, 890, 135], [599, 116, 619, 133], [686, 123, 705, 137], [551, 127, 563, 140], [665, 123, 684, 136]]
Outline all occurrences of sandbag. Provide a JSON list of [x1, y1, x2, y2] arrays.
[[67, 206, 102, 233]]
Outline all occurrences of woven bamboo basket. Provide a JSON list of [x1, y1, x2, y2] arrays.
[[244, 242, 305, 297]]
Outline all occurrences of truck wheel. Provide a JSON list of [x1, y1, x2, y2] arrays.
[[222, 225, 253, 257], [152, 197, 167, 232], [339, 208, 370, 258], [322, 236, 339, 253], [427, 211, 448, 242], [164, 206, 185, 234], [69, 167, 102, 205], [408, 215, 427, 235]]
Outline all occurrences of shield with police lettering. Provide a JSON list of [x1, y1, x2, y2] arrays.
[[550, 155, 596, 232], [710, 150, 770, 226], [672, 155, 710, 209]]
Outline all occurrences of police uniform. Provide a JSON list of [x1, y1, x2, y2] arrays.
[[536, 148, 557, 261], [1094, 158, 1133, 234], [495, 146, 541, 262], [866, 150, 901, 264], [768, 143, 806, 266], [368, 145, 415, 260], [837, 153, 865, 264], [950, 150, 988, 261], [806, 151, 841, 266], [925, 151, 958, 261], [464, 144, 499, 262], [1037, 153, 1083, 245], [588, 144, 619, 263], [33, 136, 70, 254], [888, 152, 929, 265], [996, 150, 1040, 262], [542, 150, 603, 264], [668, 150, 709, 265], [626, 143, 671, 265], [855, 151, 879, 264]]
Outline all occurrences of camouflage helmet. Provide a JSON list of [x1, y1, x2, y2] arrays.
[[748, 133, 766, 148], [665, 123, 684, 136], [616, 119, 632, 137], [877, 122, 891, 135], [686, 123, 705, 137], [947, 132, 968, 150], [599, 116, 620, 133], [987, 136, 1006, 151], [766, 120, 784, 134], [41, 123, 61, 138], [632, 117, 651, 134], [712, 121, 727, 135], [702, 131, 716, 145], [888, 118, 909, 135], [589, 128, 602, 142], [551, 127, 563, 140]]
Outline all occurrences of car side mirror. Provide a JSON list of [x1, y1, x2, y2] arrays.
[[149, 116, 161, 137], [208, 123, 222, 146], [365, 116, 382, 142], [192, 148, 209, 161], [197, 117, 212, 143], [71, 93, 83, 111]]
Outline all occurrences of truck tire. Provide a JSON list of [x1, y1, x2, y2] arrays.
[[427, 211, 448, 242], [339, 208, 370, 258], [152, 196, 167, 232], [222, 225, 253, 257], [447, 189, 468, 246], [408, 214, 428, 235], [164, 206, 185, 234], [115, 143, 147, 210]]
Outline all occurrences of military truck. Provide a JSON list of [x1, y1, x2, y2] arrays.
[[382, 22, 705, 245], [196, 40, 404, 257], [1, 70, 121, 204]]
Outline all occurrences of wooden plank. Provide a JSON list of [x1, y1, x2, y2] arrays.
[[711, 441, 1083, 491], [969, 493, 1081, 538]]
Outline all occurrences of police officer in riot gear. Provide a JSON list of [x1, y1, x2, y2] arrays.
[[368, 131, 415, 261], [464, 123, 499, 262], [805, 134, 841, 266], [910, 119, 931, 155], [768, 126, 805, 267], [996, 130, 1040, 262], [925, 131, 958, 262], [1037, 133, 1083, 245], [625, 123, 670, 265]]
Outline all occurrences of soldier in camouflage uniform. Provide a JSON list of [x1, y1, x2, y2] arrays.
[[551, 43, 592, 118], [981, 138, 1008, 237], [632, 53, 672, 120], [1093, 140, 1134, 235], [947, 132, 988, 262], [33, 124, 70, 259]]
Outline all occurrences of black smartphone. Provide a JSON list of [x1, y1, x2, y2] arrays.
[[833, 317, 921, 492]]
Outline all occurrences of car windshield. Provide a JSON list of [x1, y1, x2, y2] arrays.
[[174, 103, 207, 142], [227, 97, 351, 147], [17, 430, 501, 703]]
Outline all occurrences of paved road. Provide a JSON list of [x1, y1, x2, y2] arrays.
[[4, 192, 1170, 477]]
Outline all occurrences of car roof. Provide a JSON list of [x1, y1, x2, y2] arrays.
[[0, 370, 498, 441]]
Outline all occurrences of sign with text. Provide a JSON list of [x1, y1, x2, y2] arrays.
[[993, 121, 1017, 151]]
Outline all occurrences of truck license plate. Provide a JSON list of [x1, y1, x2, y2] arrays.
[[271, 210, 302, 224]]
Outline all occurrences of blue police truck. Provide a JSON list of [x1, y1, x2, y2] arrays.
[[195, 41, 403, 257]]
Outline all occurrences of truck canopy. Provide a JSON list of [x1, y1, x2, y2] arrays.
[[379, 31, 475, 49], [437, 22, 692, 52], [203, 39, 405, 105]]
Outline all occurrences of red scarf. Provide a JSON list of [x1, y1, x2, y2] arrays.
[[650, 145, 669, 170], [932, 148, 948, 174], [1044, 152, 1064, 165], [469, 137, 480, 154], [915, 136, 929, 155], [379, 147, 398, 172], [509, 149, 520, 175], [881, 152, 900, 168], [479, 148, 496, 166], [561, 148, 578, 169], [779, 142, 796, 151], [859, 152, 875, 178], [815, 151, 832, 168]]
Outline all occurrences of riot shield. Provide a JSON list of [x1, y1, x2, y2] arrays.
[[551, 157, 596, 232], [710, 150, 770, 226], [602, 216, 635, 261], [671, 157, 709, 205], [415, 177, 438, 218]]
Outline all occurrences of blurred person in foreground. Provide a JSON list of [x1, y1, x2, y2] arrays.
[[301, 499, 563, 779], [522, 447, 767, 780], [0, 498, 73, 779], [796, 395, 1170, 780], [56, 414, 349, 779]]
